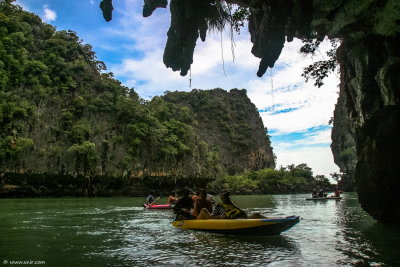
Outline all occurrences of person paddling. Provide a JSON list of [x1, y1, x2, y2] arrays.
[[146, 190, 155, 205]]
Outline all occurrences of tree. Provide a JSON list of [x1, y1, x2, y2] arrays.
[[300, 38, 339, 87], [284, 163, 313, 180], [330, 172, 342, 183], [68, 141, 97, 175]]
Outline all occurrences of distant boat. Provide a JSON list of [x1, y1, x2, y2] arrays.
[[143, 204, 174, 209], [172, 216, 300, 236], [306, 196, 342, 200]]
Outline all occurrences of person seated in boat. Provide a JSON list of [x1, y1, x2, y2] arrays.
[[207, 192, 216, 207], [333, 187, 340, 197], [312, 189, 318, 198], [146, 190, 155, 205], [191, 190, 199, 203], [197, 191, 265, 220], [194, 189, 215, 206], [192, 189, 213, 218], [318, 189, 325, 197], [167, 191, 178, 205], [173, 188, 196, 220]]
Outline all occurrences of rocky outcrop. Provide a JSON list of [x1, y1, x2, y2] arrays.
[[163, 89, 276, 175], [247, 0, 294, 77], [143, 0, 400, 224]]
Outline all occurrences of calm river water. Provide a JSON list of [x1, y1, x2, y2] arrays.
[[1, 193, 400, 266]]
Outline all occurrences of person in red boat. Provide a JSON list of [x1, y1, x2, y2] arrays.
[[145, 190, 155, 205], [333, 187, 341, 197]]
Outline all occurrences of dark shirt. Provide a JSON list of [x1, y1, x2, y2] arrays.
[[173, 196, 194, 214], [146, 194, 154, 204]]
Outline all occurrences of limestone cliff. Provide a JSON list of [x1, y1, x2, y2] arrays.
[[163, 89, 275, 175], [139, 0, 400, 224], [331, 86, 356, 192]]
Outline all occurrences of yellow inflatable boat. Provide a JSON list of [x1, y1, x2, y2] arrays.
[[172, 216, 299, 236]]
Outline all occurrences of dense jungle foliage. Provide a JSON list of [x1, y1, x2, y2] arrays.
[[210, 163, 332, 194]]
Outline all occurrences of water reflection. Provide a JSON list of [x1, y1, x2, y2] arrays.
[[334, 195, 400, 266]]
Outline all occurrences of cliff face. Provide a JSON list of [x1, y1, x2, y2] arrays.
[[142, 0, 400, 223], [163, 89, 275, 175], [330, 85, 357, 192]]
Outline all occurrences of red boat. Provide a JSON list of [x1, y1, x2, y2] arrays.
[[143, 204, 174, 209]]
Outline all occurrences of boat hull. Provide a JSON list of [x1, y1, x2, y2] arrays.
[[306, 197, 342, 200], [143, 204, 174, 209], [172, 216, 300, 236]]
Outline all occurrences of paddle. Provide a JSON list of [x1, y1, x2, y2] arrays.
[[186, 188, 198, 197], [188, 188, 196, 194]]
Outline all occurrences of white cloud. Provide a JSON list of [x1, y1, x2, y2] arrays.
[[275, 146, 339, 178], [104, 2, 263, 95], [274, 128, 333, 148], [43, 5, 56, 22], [259, 81, 338, 134], [303, 128, 333, 145], [112, 52, 189, 98], [252, 39, 340, 134], [19, 2, 57, 23], [113, 0, 170, 51]]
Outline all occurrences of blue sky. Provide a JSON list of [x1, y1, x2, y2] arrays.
[[15, 0, 340, 178]]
